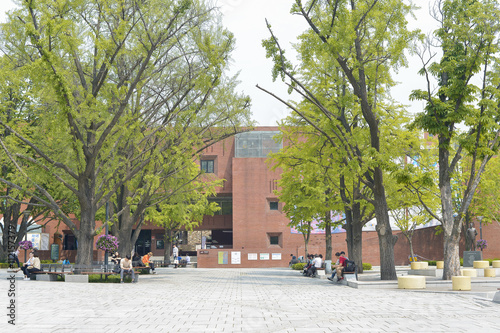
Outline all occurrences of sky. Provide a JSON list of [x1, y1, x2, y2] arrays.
[[0, 0, 437, 126]]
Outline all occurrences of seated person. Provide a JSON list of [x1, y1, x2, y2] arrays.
[[302, 254, 313, 275], [307, 254, 322, 277], [328, 252, 342, 281], [61, 256, 70, 265], [120, 255, 136, 283], [141, 252, 156, 273], [132, 252, 144, 267], [111, 251, 121, 272], [289, 255, 299, 267], [22, 251, 42, 280], [335, 252, 348, 281]]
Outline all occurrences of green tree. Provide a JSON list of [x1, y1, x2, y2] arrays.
[[261, 0, 418, 279], [410, 0, 500, 279], [0, 0, 251, 265]]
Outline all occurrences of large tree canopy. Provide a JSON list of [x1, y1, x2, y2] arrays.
[[0, 0, 252, 265]]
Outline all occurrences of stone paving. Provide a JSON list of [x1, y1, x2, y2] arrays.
[[1, 267, 499, 332]]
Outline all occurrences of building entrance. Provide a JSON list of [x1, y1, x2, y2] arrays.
[[134, 229, 151, 256]]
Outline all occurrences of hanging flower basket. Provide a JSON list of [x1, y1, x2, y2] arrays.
[[476, 239, 487, 250], [18, 240, 33, 250], [95, 235, 119, 253]]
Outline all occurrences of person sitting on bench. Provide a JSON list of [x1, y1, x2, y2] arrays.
[[141, 252, 156, 274], [120, 255, 135, 283], [336, 252, 348, 281], [132, 252, 144, 267], [307, 254, 322, 277], [22, 251, 42, 280], [328, 252, 342, 281]]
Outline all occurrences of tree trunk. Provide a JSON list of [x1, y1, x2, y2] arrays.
[[324, 212, 332, 261], [164, 228, 173, 264], [373, 167, 398, 280], [345, 202, 364, 274]]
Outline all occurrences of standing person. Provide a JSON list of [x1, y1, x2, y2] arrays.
[[10, 246, 21, 269], [172, 245, 179, 269], [120, 255, 136, 283], [142, 252, 156, 274], [186, 255, 191, 264]]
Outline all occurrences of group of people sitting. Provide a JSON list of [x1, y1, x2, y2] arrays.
[[301, 254, 323, 277], [10, 248, 42, 280], [110, 251, 158, 283]]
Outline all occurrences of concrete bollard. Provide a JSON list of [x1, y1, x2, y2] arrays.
[[492, 260, 500, 268], [473, 261, 489, 269], [484, 268, 496, 278], [324, 260, 332, 274], [436, 261, 444, 269], [461, 269, 477, 277], [398, 276, 426, 289], [410, 262, 428, 270], [452, 276, 471, 291]]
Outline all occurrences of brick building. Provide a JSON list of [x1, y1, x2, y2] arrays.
[[3, 127, 500, 266]]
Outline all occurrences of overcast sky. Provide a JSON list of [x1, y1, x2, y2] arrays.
[[1, 0, 437, 126]]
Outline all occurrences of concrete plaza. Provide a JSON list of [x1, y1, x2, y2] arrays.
[[1, 267, 499, 332]]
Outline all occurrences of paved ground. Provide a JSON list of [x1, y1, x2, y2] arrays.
[[1, 267, 499, 332]]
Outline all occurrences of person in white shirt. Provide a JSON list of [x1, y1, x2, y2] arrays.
[[120, 255, 136, 283], [172, 245, 179, 268]]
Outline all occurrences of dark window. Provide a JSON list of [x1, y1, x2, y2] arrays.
[[269, 236, 279, 245], [270, 201, 279, 210], [201, 160, 214, 173]]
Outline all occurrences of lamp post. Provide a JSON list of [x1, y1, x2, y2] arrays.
[[22, 210, 31, 262], [477, 216, 484, 251], [105, 202, 109, 268]]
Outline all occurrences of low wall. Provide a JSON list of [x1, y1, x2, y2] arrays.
[[197, 249, 291, 268]]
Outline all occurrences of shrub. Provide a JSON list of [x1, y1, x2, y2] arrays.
[[88, 274, 132, 283], [362, 263, 372, 271], [426, 261, 437, 266], [291, 263, 306, 270]]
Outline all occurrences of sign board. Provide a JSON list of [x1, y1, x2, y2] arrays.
[[463, 251, 482, 267], [272, 253, 281, 260], [218, 251, 228, 264], [50, 243, 59, 261], [248, 253, 257, 261], [199, 250, 209, 254], [260, 253, 269, 260], [231, 251, 241, 264]]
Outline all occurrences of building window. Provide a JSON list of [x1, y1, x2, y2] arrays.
[[201, 160, 214, 173], [270, 201, 279, 210], [267, 232, 282, 247]]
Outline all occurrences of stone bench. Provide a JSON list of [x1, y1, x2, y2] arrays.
[[65, 274, 89, 283], [398, 276, 426, 289], [452, 276, 471, 291], [410, 262, 428, 270], [473, 261, 489, 269], [484, 268, 496, 278]]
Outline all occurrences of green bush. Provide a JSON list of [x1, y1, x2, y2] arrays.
[[0, 263, 12, 268], [362, 263, 372, 271], [88, 274, 133, 283], [426, 260, 437, 266], [291, 263, 306, 270]]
